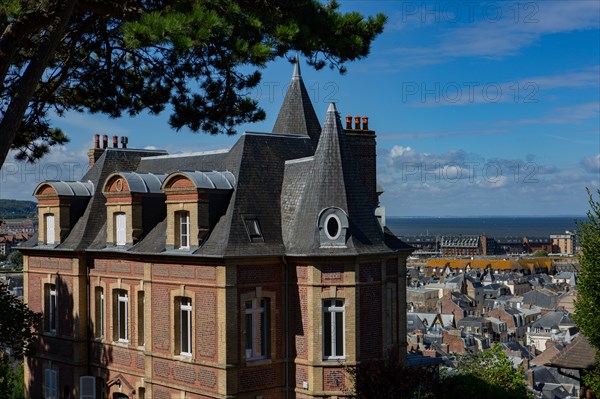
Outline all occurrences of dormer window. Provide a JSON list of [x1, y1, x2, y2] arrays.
[[176, 211, 190, 249], [243, 217, 263, 242], [102, 172, 167, 248], [162, 171, 235, 250], [318, 207, 349, 247], [33, 181, 94, 246]]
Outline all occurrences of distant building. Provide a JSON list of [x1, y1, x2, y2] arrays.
[[524, 237, 553, 254], [0, 218, 37, 234], [440, 235, 502, 257], [550, 231, 576, 256]]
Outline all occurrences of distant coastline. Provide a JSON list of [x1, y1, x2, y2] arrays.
[[387, 216, 586, 238]]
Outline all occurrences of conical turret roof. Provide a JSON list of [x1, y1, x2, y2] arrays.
[[282, 103, 393, 255], [272, 56, 321, 144]]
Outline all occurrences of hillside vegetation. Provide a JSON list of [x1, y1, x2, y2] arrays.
[[0, 200, 37, 219]]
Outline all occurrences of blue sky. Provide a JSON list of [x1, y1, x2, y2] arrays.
[[0, 0, 598, 216]]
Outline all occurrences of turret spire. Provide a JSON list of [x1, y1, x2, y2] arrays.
[[272, 56, 321, 144]]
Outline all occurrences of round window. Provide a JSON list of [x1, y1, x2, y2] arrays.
[[325, 214, 341, 240]]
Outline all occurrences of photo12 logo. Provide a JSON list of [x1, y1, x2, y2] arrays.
[[1, 161, 86, 184], [401, 81, 539, 104], [401, 2, 540, 24], [242, 81, 339, 104], [400, 161, 539, 184]]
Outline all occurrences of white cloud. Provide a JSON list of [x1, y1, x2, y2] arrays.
[[378, 145, 597, 215], [391, 1, 599, 65], [582, 154, 600, 174]]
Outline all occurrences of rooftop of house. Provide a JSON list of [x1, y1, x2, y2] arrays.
[[545, 334, 596, 370], [23, 59, 411, 259]]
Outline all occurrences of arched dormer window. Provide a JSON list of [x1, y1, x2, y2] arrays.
[[161, 171, 234, 251], [102, 172, 166, 248], [33, 181, 94, 246], [318, 207, 349, 247]]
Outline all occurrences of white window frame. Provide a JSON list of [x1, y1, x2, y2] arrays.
[[178, 211, 190, 249], [117, 291, 128, 342], [323, 299, 345, 360], [44, 368, 58, 399], [45, 214, 55, 245], [115, 212, 126, 246], [180, 297, 192, 355], [49, 285, 57, 333], [245, 298, 270, 360]]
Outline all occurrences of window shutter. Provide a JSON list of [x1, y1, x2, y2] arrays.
[[45, 369, 57, 399], [80, 376, 96, 399], [46, 214, 55, 244], [116, 213, 126, 245]]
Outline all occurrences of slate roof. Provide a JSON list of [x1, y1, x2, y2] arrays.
[[523, 288, 560, 309], [530, 311, 575, 330], [282, 103, 407, 256], [23, 62, 410, 260], [272, 57, 321, 145]]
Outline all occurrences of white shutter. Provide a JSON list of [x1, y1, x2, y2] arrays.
[[80, 376, 96, 399], [46, 215, 55, 245], [116, 213, 126, 245]]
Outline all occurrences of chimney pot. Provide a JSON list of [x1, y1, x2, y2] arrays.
[[362, 116, 369, 130], [93, 134, 100, 149], [345, 116, 352, 129], [112, 135, 118, 148], [102, 135, 108, 149], [120, 136, 128, 149], [354, 116, 360, 130]]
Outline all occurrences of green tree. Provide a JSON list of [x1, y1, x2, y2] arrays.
[[0, 283, 41, 360], [574, 188, 600, 393], [0, 0, 386, 166], [442, 344, 532, 399], [0, 357, 25, 399], [7, 251, 22, 270], [532, 249, 548, 257]]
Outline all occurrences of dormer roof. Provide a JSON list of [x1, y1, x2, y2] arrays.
[[162, 171, 235, 191], [104, 172, 167, 194], [34, 181, 94, 197]]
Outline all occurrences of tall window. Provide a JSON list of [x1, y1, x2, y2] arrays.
[[176, 211, 190, 249], [138, 291, 145, 346], [175, 297, 192, 355], [45, 214, 55, 244], [44, 368, 58, 399], [323, 299, 345, 359], [94, 287, 104, 338], [44, 284, 57, 333], [245, 298, 270, 360], [115, 212, 126, 246], [113, 290, 128, 342]]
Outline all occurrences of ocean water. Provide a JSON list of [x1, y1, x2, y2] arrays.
[[387, 216, 586, 238]]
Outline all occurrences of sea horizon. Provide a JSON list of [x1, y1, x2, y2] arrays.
[[387, 215, 586, 238]]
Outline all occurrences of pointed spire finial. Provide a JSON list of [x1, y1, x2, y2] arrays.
[[327, 102, 337, 113], [293, 53, 301, 79]]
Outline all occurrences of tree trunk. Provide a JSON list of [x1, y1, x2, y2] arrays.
[[0, 0, 77, 168]]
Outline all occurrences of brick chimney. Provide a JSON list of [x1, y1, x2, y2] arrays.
[[344, 114, 377, 207], [87, 134, 104, 168]]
